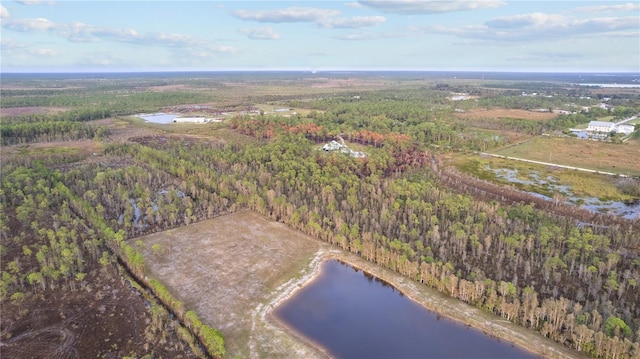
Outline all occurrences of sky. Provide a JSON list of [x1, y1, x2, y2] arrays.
[[1, 0, 639, 73]]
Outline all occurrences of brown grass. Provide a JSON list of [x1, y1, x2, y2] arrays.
[[0, 107, 69, 117], [456, 108, 558, 121], [492, 136, 640, 176]]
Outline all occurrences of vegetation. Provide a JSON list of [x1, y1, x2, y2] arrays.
[[1, 72, 639, 358]]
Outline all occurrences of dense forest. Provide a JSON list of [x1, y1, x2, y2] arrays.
[[1, 73, 640, 358]]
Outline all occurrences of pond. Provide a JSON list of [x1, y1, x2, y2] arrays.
[[135, 113, 179, 124], [274, 260, 539, 359]]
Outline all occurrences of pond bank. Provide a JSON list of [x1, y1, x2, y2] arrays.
[[264, 250, 588, 359]]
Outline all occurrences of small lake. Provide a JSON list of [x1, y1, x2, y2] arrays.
[[136, 113, 179, 123], [274, 260, 538, 359]]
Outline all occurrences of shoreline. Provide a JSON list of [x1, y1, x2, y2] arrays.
[[263, 249, 588, 359]]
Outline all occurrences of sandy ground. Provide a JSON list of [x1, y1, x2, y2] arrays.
[[133, 210, 586, 359]]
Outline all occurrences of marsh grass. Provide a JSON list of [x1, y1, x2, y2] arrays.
[[555, 171, 633, 202], [454, 154, 633, 202]]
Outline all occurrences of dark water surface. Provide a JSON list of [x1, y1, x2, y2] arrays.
[[274, 259, 539, 359]]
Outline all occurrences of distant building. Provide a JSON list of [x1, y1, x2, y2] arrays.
[[616, 124, 635, 135], [322, 140, 343, 151], [173, 117, 209, 123], [321, 140, 366, 158], [587, 121, 615, 132]]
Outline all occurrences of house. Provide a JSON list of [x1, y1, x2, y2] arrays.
[[322, 140, 343, 151], [321, 140, 367, 158], [587, 121, 615, 132]]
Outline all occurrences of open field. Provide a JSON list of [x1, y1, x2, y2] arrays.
[[490, 136, 640, 176], [133, 210, 585, 359], [455, 108, 558, 121], [0, 106, 69, 117], [0, 140, 100, 157], [132, 210, 327, 359]]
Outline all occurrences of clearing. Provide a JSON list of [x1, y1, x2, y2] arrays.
[[455, 108, 558, 121], [131, 210, 328, 359]]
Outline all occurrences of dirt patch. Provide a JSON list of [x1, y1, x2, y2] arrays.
[[0, 106, 69, 117], [132, 210, 327, 359], [456, 108, 558, 121], [148, 84, 189, 92]]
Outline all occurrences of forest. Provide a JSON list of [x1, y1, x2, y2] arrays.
[[1, 72, 639, 359]]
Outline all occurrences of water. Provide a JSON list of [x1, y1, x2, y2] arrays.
[[274, 260, 538, 359], [136, 112, 179, 123], [488, 166, 640, 219]]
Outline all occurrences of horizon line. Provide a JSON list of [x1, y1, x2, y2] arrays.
[[2, 69, 639, 74]]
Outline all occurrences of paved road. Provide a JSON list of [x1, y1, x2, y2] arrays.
[[616, 115, 638, 125], [479, 152, 628, 177]]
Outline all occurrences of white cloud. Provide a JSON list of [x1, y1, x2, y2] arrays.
[[358, 0, 506, 14], [0, 5, 9, 18], [31, 48, 57, 56], [334, 31, 393, 40], [485, 13, 566, 29], [233, 7, 340, 23], [344, 2, 363, 8], [239, 27, 281, 40], [424, 13, 640, 42], [509, 52, 582, 62], [1, 38, 28, 49], [1, 16, 237, 55], [78, 53, 123, 67], [3, 17, 56, 31], [16, 0, 56, 5], [318, 15, 386, 29], [576, 2, 640, 13], [1, 38, 56, 60]]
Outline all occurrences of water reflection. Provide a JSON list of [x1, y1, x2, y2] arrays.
[[274, 259, 538, 359]]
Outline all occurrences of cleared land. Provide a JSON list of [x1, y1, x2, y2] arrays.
[[132, 210, 327, 359], [491, 136, 640, 176], [133, 210, 585, 359], [455, 108, 558, 121]]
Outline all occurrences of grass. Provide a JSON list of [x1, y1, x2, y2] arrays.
[[454, 154, 634, 201], [554, 170, 632, 201], [490, 136, 640, 176], [15, 144, 82, 157]]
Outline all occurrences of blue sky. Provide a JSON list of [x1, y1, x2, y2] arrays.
[[1, 0, 639, 72]]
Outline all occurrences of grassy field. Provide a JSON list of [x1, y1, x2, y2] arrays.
[[490, 136, 640, 176], [455, 108, 558, 121]]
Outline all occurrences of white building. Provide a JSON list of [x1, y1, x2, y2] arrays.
[[616, 124, 635, 135], [321, 140, 366, 158], [174, 117, 209, 123], [587, 121, 615, 132], [322, 140, 343, 151]]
